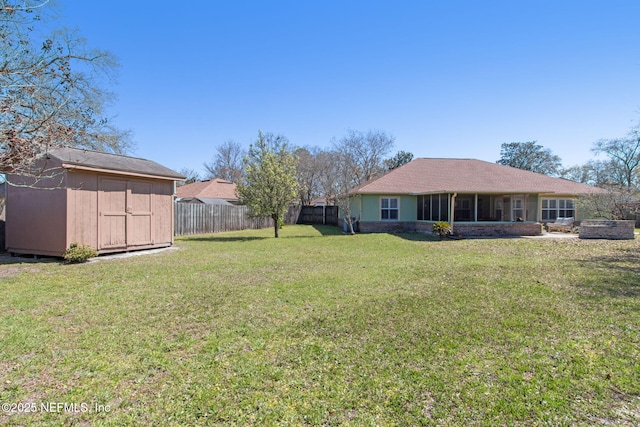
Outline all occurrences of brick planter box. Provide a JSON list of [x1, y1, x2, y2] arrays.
[[579, 220, 635, 240]]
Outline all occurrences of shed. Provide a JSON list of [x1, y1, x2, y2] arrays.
[[5, 147, 184, 256]]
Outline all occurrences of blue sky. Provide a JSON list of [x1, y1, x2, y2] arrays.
[[59, 1, 640, 176]]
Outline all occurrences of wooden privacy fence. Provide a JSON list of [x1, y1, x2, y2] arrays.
[[298, 205, 339, 225], [174, 203, 301, 236]]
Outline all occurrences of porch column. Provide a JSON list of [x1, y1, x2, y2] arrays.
[[450, 193, 457, 232], [474, 194, 478, 222]]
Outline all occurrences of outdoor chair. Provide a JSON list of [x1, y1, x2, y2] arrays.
[[546, 217, 575, 233]]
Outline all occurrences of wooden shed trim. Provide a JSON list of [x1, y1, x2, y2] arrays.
[[62, 164, 181, 182]]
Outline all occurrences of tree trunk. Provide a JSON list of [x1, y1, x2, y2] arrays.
[[346, 217, 355, 235], [273, 214, 279, 238]]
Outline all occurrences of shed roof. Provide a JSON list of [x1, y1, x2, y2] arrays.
[[48, 147, 184, 180], [352, 158, 605, 195], [176, 178, 238, 200]]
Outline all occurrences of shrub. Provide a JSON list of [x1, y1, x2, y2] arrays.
[[432, 221, 452, 240], [63, 243, 98, 263]]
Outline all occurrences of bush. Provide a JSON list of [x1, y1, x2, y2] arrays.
[[432, 221, 452, 240], [63, 243, 98, 263]]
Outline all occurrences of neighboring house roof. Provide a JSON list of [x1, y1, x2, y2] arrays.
[[176, 197, 234, 206], [352, 158, 605, 195], [46, 147, 184, 180], [309, 197, 334, 206], [176, 178, 238, 200]]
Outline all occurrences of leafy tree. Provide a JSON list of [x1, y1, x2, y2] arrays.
[[591, 126, 640, 189], [497, 141, 562, 176], [384, 150, 414, 171], [0, 1, 131, 177], [236, 131, 298, 238], [203, 139, 245, 182]]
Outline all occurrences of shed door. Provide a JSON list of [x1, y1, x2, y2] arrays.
[[127, 181, 153, 246], [99, 178, 127, 249], [98, 178, 154, 250]]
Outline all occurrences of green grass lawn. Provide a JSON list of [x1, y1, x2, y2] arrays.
[[1, 225, 639, 426]]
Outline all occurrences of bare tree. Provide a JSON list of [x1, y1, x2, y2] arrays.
[[561, 160, 617, 187], [333, 129, 395, 186], [578, 185, 640, 220], [203, 140, 245, 182], [177, 168, 201, 186], [0, 1, 132, 178], [316, 149, 340, 203], [331, 149, 359, 234], [592, 126, 640, 189], [294, 146, 325, 205], [331, 129, 395, 234]]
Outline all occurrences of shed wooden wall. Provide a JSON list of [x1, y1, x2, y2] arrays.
[[6, 173, 68, 256]]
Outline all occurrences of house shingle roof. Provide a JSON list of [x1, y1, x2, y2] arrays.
[[353, 158, 605, 195], [176, 178, 238, 200], [49, 147, 184, 180]]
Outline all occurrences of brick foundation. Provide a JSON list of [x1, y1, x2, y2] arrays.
[[358, 221, 543, 237], [357, 221, 415, 233], [449, 222, 542, 237], [579, 220, 635, 240]]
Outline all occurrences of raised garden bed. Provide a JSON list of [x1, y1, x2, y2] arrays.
[[579, 219, 635, 240]]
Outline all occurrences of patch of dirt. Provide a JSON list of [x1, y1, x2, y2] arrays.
[[0, 264, 44, 278], [0, 253, 56, 278]]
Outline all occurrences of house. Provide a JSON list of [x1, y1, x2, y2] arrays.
[[5, 147, 184, 256], [176, 178, 239, 204], [347, 158, 606, 237]]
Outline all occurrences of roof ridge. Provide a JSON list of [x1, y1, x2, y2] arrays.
[[51, 146, 151, 162]]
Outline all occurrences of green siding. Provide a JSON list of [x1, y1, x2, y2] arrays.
[[351, 195, 417, 221], [360, 195, 379, 221], [400, 196, 417, 221], [348, 196, 361, 219], [353, 193, 565, 223]]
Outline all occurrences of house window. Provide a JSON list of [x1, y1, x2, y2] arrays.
[[558, 199, 575, 218], [512, 198, 524, 221], [542, 198, 575, 220], [381, 197, 399, 220]]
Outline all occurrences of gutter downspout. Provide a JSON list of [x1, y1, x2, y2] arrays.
[[450, 193, 457, 233]]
